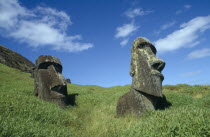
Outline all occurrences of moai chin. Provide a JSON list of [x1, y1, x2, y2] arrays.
[[117, 37, 166, 116], [34, 55, 68, 107]]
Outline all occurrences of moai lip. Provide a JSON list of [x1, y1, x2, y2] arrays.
[[34, 55, 68, 107], [117, 37, 169, 116]]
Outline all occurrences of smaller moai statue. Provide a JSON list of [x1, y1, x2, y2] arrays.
[[65, 78, 71, 84], [34, 55, 68, 107], [117, 37, 168, 116], [31, 67, 36, 78]]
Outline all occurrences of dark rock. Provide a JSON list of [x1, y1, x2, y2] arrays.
[[0, 45, 35, 73], [65, 79, 71, 84], [34, 55, 68, 108], [117, 37, 169, 116]]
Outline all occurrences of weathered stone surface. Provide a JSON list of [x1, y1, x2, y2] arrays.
[[117, 89, 154, 116], [34, 55, 68, 107], [117, 37, 169, 116], [0, 45, 35, 73], [65, 78, 71, 84], [130, 37, 165, 97]]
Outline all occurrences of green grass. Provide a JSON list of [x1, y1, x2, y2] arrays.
[[0, 63, 210, 137]]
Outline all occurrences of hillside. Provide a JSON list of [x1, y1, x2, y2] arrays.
[[0, 45, 35, 73], [0, 63, 210, 137]]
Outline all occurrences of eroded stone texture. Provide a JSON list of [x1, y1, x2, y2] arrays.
[[34, 55, 68, 107], [117, 37, 168, 116]]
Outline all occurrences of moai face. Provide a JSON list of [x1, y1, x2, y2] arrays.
[[34, 55, 67, 106], [130, 37, 165, 97]]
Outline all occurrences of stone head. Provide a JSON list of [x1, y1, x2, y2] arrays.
[[34, 55, 67, 106], [130, 37, 165, 97]]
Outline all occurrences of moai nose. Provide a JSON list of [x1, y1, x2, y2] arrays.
[[151, 58, 165, 72]]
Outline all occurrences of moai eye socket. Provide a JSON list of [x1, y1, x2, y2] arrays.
[[38, 62, 62, 73], [38, 62, 50, 69], [137, 43, 145, 49], [137, 42, 152, 49], [53, 63, 62, 73], [137, 42, 157, 55]]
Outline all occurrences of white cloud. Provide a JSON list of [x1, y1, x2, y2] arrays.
[[176, 4, 192, 15], [155, 21, 176, 34], [154, 15, 210, 53], [161, 21, 176, 30], [34, 6, 72, 32], [115, 7, 150, 46], [0, 0, 29, 29], [115, 23, 139, 38], [187, 48, 210, 59], [0, 0, 93, 52], [175, 10, 182, 15], [120, 39, 129, 46], [125, 8, 152, 18], [184, 5, 192, 9], [180, 70, 202, 77], [10, 21, 64, 46]]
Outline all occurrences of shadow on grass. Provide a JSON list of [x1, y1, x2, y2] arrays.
[[137, 90, 172, 110], [156, 94, 172, 110], [65, 93, 79, 106]]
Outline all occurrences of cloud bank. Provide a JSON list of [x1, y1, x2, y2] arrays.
[[155, 15, 210, 53], [180, 70, 202, 77], [188, 48, 210, 59], [115, 8, 152, 47], [176, 4, 192, 15], [120, 38, 129, 46], [115, 23, 139, 38], [115, 22, 138, 47], [155, 21, 176, 34], [160, 21, 176, 31], [125, 8, 152, 19], [0, 0, 93, 52]]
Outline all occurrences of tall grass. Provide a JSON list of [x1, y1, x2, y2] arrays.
[[0, 63, 210, 137]]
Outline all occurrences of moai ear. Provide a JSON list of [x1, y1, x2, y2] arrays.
[[130, 46, 136, 77], [130, 55, 136, 77]]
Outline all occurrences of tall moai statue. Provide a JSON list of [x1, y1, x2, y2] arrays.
[[117, 37, 167, 116], [34, 55, 68, 107]]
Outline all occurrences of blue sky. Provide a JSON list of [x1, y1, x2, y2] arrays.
[[0, 0, 210, 87]]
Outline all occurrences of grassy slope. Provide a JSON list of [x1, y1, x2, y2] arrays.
[[0, 63, 209, 137]]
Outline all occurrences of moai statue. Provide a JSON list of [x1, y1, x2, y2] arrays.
[[31, 67, 36, 78], [65, 78, 71, 84], [34, 55, 68, 107], [117, 37, 167, 116]]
